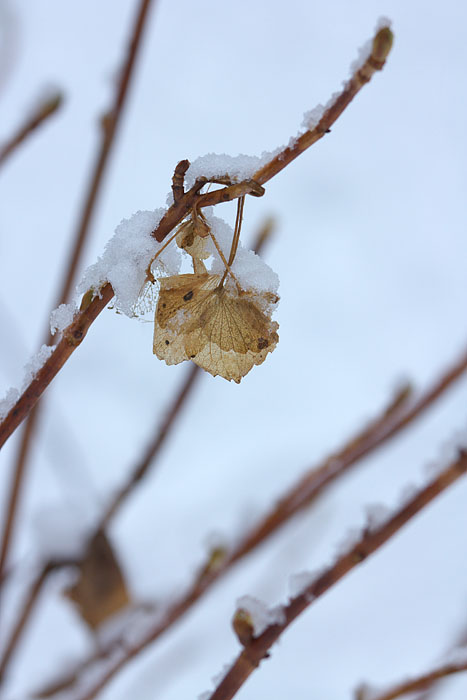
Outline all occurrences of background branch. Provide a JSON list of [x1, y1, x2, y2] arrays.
[[356, 657, 467, 700], [0, 91, 63, 167], [38, 342, 467, 700], [0, 22, 393, 452], [0, 219, 275, 681], [0, 0, 156, 588], [208, 452, 467, 700]]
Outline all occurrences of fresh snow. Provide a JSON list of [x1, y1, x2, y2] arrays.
[[184, 152, 272, 189], [235, 595, 285, 637], [205, 213, 280, 298], [50, 303, 78, 335], [77, 209, 181, 317], [0, 344, 54, 420]]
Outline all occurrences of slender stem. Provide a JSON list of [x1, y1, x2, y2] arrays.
[[99, 218, 274, 528], [208, 453, 467, 700], [356, 659, 467, 700], [0, 92, 63, 167], [40, 346, 467, 700], [0, 0, 156, 589], [0, 24, 393, 453], [99, 364, 201, 528], [0, 222, 276, 683], [229, 195, 245, 266], [0, 284, 114, 452], [0, 559, 75, 682]]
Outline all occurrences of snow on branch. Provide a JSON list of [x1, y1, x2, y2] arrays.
[[0, 19, 393, 447], [206, 451, 467, 700]]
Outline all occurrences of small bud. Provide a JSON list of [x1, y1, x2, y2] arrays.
[[372, 27, 394, 64], [232, 607, 254, 646], [39, 91, 64, 118], [79, 288, 94, 312], [207, 545, 227, 572]]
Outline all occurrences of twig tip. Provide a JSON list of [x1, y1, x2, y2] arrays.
[[372, 26, 394, 64]]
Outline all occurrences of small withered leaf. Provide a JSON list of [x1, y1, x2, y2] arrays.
[[63, 531, 130, 630], [153, 273, 279, 382]]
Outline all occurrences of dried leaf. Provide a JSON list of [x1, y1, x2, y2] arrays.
[[153, 273, 279, 383], [63, 531, 130, 630]]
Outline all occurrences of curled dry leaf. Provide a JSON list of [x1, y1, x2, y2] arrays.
[[63, 531, 130, 630], [153, 272, 279, 383]]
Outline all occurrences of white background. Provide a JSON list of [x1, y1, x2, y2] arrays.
[[1, 1, 467, 699]]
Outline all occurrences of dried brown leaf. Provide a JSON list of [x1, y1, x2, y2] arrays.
[[63, 531, 130, 630], [153, 273, 278, 383]]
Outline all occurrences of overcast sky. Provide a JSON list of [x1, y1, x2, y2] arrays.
[[1, 2, 467, 699]]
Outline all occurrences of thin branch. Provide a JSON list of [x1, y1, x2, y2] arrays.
[[0, 0, 156, 587], [208, 453, 467, 700], [0, 284, 113, 451], [0, 91, 63, 167], [0, 559, 76, 683], [0, 24, 393, 452], [356, 658, 467, 700], [99, 217, 274, 528], [39, 345, 467, 700], [390, 629, 467, 700], [0, 220, 276, 681], [99, 363, 201, 528]]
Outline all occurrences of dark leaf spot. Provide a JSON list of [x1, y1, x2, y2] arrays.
[[183, 290, 193, 301], [257, 337, 268, 350], [165, 340, 170, 345]]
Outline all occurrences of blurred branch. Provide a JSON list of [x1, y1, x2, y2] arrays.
[[407, 630, 467, 700], [99, 217, 275, 528], [0, 91, 63, 168], [356, 657, 467, 700], [0, 220, 275, 681], [209, 453, 467, 700], [35, 344, 467, 699], [0, 0, 156, 588], [0, 559, 76, 683]]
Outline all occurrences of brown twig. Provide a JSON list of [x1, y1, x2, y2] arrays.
[[39, 343, 467, 700], [99, 217, 275, 528], [0, 559, 76, 683], [208, 453, 467, 700], [356, 657, 467, 700], [0, 0, 156, 588], [0, 24, 393, 454], [0, 91, 63, 167], [0, 285, 113, 453], [0, 220, 276, 682]]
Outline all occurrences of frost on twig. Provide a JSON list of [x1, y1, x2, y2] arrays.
[[0, 344, 53, 421], [77, 209, 181, 317], [75, 192, 281, 383], [207, 451, 467, 700]]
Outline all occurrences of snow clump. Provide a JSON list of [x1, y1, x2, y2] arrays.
[[77, 209, 181, 317], [236, 595, 285, 637]]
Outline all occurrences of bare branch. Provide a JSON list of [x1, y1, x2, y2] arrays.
[[0, 559, 76, 682], [0, 91, 63, 167], [99, 217, 275, 528], [0, 219, 276, 680], [356, 657, 467, 700], [0, 283, 113, 451], [0, 24, 394, 452], [38, 344, 467, 700], [0, 0, 156, 586], [208, 453, 467, 700]]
